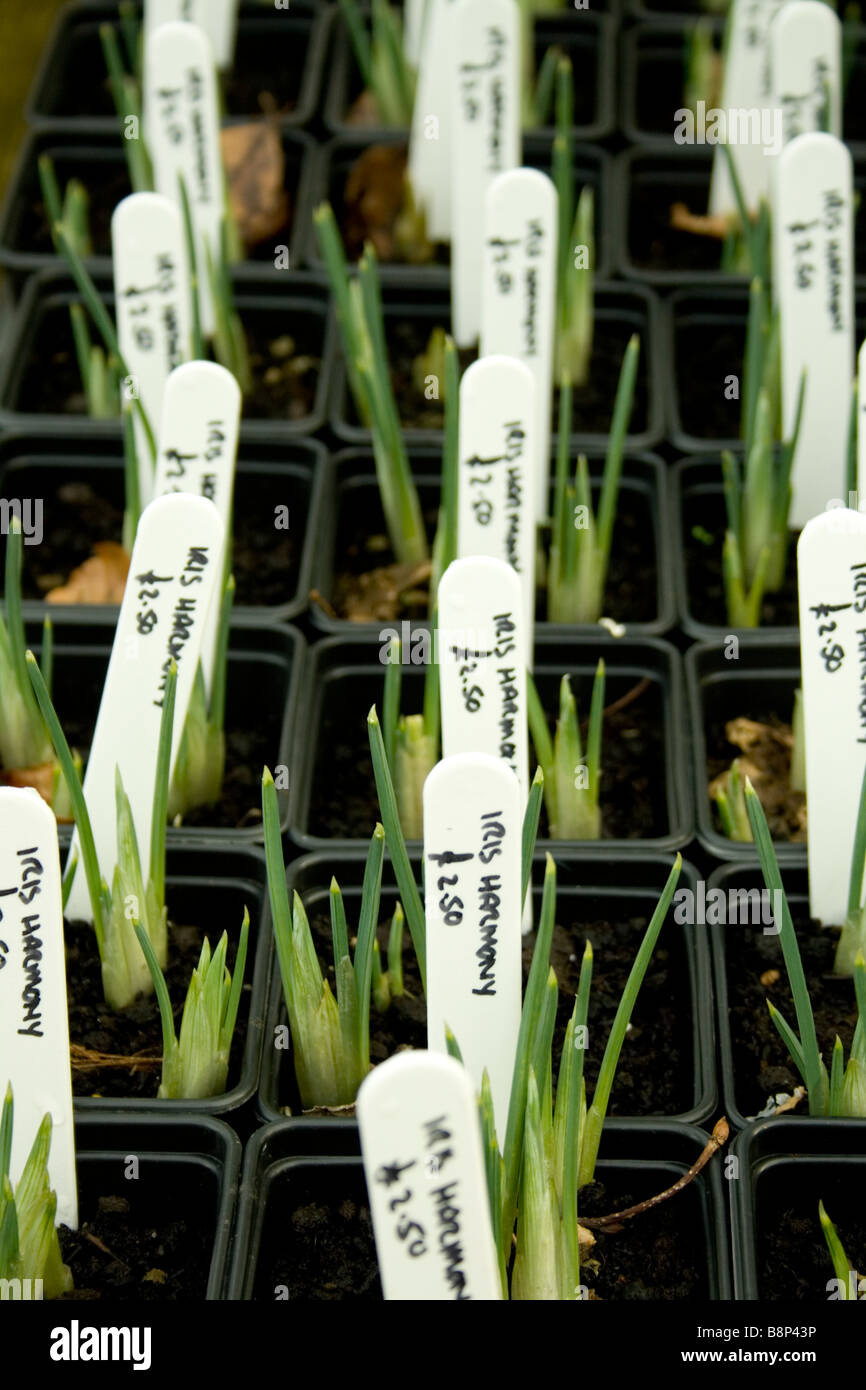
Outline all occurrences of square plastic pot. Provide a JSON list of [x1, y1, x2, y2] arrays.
[[71, 1111, 241, 1300], [302, 132, 614, 280], [685, 637, 804, 863], [228, 1118, 732, 1300], [322, 10, 616, 141], [257, 850, 716, 1127], [20, 615, 303, 843], [310, 445, 677, 638], [25, 1, 331, 133], [0, 431, 326, 624], [731, 1118, 866, 1300], [0, 127, 316, 292], [0, 267, 333, 440], [67, 841, 271, 1116], [287, 632, 693, 853], [620, 20, 721, 148], [671, 455, 799, 643], [328, 280, 666, 452]]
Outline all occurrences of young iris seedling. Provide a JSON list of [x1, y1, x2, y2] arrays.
[[745, 778, 866, 1116], [832, 759, 866, 976], [338, 0, 416, 126], [546, 336, 640, 621], [381, 638, 439, 840], [25, 654, 177, 1013], [133, 910, 250, 1100], [527, 660, 605, 840], [0, 1085, 73, 1301], [167, 575, 235, 819], [713, 689, 806, 842], [820, 1200, 862, 1299], [263, 769, 387, 1109], [552, 56, 594, 388]]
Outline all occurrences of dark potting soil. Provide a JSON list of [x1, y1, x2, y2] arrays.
[[273, 900, 691, 1116], [64, 910, 250, 1099], [682, 490, 800, 628], [675, 316, 744, 440], [724, 912, 858, 1119], [16, 302, 320, 423], [307, 673, 668, 841], [348, 317, 650, 436], [706, 708, 802, 841], [16, 474, 299, 609], [253, 1160, 708, 1299], [59, 1193, 212, 1301], [329, 480, 659, 625], [756, 1169, 866, 1301]]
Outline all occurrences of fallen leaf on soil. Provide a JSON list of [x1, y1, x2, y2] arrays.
[[669, 203, 731, 240], [2, 761, 57, 804], [708, 717, 807, 841], [70, 1044, 163, 1072], [222, 122, 290, 247], [344, 144, 409, 261], [46, 541, 130, 604], [332, 560, 432, 623]]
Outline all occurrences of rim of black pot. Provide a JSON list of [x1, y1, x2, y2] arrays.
[[321, 8, 617, 142], [327, 279, 667, 452], [16, 615, 304, 843], [227, 1115, 732, 1300], [72, 1109, 242, 1300], [286, 631, 694, 853], [685, 637, 806, 863], [301, 132, 614, 280], [670, 455, 800, 645], [256, 848, 716, 1128], [309, 445, 677, 639], [0, 266, 334, 439], [619, 19, 724, 149], [25, 1, 332, 133], [730, 1116, 866, 1300], [0, 430, 328, 625], [0, 126, 317, 285], [69, 841, 272, 1117]]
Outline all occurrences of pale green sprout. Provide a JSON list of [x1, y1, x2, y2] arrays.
[[133, 909, 249, 1099], [338, 0, 415, 125], [371, 903, 406, 1013], [100, 15, 153, 192], [527, 660, 605, 840], [547, 336, 640, 620], [833, 758, 866, 976], [0, 521, 54, 775], [790, 688, 806, 793], [0, 1086, 73, 1301], [263, 769, 386, 1109], [168, 576, 234, 819], [381, 637, 439, 840], [25, 653, 176, 1012], [713, 758, 752, 842], [553, 57, 595, 387], [315, 203, 428, 568], [745, 778, 866, 1116], [819, 1201, 862, 1299]]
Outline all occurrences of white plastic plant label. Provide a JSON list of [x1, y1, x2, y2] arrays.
[[456, 356, 536, 654], [145, 0, 239, 70], [480, 168, 556, 521], [857, 339, 866, 505], [404, 0, 427, 65], [0, 788, 77, 1228], [707, 0, 786, 216], [408, 0, 458, 242], [423, 754, 522, 1133], [773, 132, 853, 528], [769, 0, 841, 146], [357, 1050, 503, 1300], [144, 21, 225, 336], [797, 508, 866, 925], [65, 494, 225, 923], [112, 192, 192, 507], [450, 0, 520, 347], [437, 556, 529, 804], [154, 361, 240, 694]]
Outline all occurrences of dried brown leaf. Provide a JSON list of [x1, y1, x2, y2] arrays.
[[46, 541, 130, 605]]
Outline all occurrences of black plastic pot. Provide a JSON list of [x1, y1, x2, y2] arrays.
[[685, 637, 803, 863], [731, 1118, 866, 1300], [0, 431, 326, 624], [672, 455, 799, 643], [303, 132, 614, 280], [706, 861, 863, 1132], [288, 632, 693, 852], [618, 147, 866, 288], [257, 850, 716, 1127], [0, 128, 316, 291], [668, 287, 866, 454], [68, 841, 271, 1116], [0, 267, 333, 439], [323, 10, 616, 141], [620, 20, 721, 148], [71, 1111, 241, 1300], [228, 1118, 731, 1300], [311, 445, 677, 638], [20, 615, 303, 843], [26, 1, 331, 132], [328, 280, 666, 452]]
